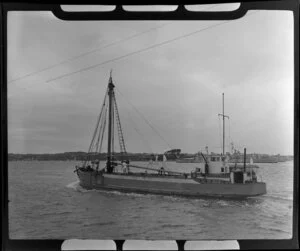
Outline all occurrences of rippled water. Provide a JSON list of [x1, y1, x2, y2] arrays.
[[8, 161, 293, 240]]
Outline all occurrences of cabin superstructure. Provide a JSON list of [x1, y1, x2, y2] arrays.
[[188, 93, 261, 185]]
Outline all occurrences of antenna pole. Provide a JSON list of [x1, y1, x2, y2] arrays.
[[244, 148, 246, 173], [107, 70, 115, 173], [218, 93, 229, 156], [223, 93, 225, 156]]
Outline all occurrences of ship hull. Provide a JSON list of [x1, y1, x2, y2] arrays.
[[77, 170, 266, 198]]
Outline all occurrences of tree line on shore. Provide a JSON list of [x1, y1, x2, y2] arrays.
[[8, 151, 293, 162], [8, 152, 167, 161]]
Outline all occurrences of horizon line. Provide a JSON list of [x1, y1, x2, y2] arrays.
[[8, 151, 294, 156]]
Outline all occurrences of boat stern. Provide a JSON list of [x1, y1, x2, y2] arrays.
[[249, 182, 267, 196]]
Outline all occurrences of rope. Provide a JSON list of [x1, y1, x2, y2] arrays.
[[84, 87, 108, 166], [9, 23, 172, 84], [112, 92, 127, 155], [45, 11, 261, 84], [95, 101, 107, 152], [126, 111, 154, 154], [122, 163, 188, 176], [98, 107, 107, 157], [115, 88, 173, 150]]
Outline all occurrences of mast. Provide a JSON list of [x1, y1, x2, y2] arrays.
[[223, 93, 225, 156], [243, 148, 246, 173], [107, 70, 115, 172], [218, 93, 229, 156]]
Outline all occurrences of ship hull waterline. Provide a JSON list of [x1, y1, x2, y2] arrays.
[[76, 170, 266, 199]]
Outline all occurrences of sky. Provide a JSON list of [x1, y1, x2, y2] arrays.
[[7, 6, 294, 155]]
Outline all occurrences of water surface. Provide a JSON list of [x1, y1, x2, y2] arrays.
[[8, 160, 293, 240]]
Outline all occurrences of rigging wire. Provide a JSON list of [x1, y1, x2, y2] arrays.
[[98, 108, 107, 157], [9, 5, 218, 84], [95, 102, 105, 150], [87, 88, 108, 152], [95, 103, 108, 153], [126, 110, 155, 154], [112, 92, 127, 155], [9, 22, 171, 84], [115, 88, 173, 150], [45, 11, 260, 84], [84, 87, 108, 166]]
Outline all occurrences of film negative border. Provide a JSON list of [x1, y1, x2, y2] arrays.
[[1, 1, 299, 250]]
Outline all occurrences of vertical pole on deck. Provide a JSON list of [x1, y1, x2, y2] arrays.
[[244, 148, 246, 173], [223, 93, 225, 156], [218, 93, 229, 156]]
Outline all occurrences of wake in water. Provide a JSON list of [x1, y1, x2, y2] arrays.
[[262, 194, 293, 202], [66, 181, 207, 202], [66, 181, 158, 198], [66, 181, 81, 190], [66, 181, 251, 207]]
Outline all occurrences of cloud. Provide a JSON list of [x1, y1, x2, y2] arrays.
[[7, 11, 294, 155]]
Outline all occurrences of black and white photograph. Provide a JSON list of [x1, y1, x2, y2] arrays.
[[7, 3, 294, 241]]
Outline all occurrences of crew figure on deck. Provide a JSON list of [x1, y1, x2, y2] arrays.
[[106, 159, 114, 173], [122, 160, 127, 173], [126, 160, 130, 173], [121, 160, 130, 174], [159, 167, 165, 175]]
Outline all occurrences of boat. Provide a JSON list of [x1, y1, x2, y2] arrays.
[[164, 149, 181, 160], [176, 152, 203, 163], [75, 72, 266, 198], [228, 158, 278, 164], [228, 151, 278, 164]]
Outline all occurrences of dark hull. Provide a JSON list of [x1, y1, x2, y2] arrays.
[[76, 170, 266, 198]]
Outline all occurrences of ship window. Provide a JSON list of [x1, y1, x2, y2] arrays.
[[221, 167, 224, 172], [211, 157, 215, 161]]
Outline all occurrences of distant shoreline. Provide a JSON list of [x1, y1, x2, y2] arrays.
[[8, 152, 293, 162], [7, 160, 294, 164]]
